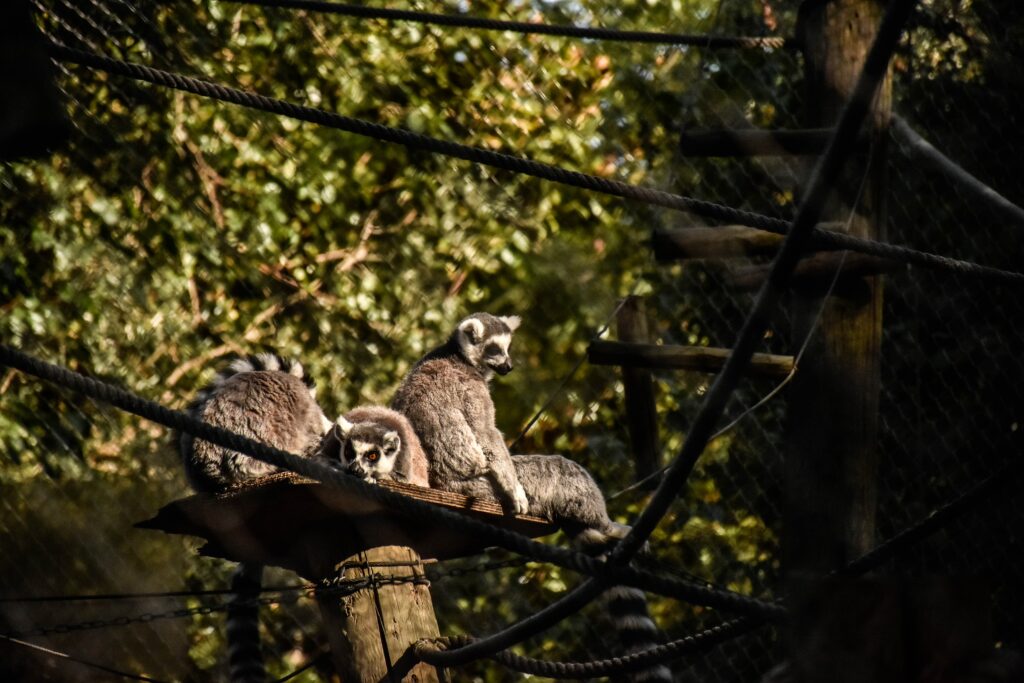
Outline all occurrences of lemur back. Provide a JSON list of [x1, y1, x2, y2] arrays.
[[179, 354, 332, 492]]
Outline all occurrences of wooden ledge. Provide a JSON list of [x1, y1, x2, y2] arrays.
[[137, 473, 556, 579], [588, 340, 794, 378], [726, 251, 906, 290]]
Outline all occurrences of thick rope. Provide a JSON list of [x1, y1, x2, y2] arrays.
[[46, 44, 1024, 287], [418, 0, 919, 668], [0, 343, 781, 621], [416, 618, 757, 678], [229, 0, 792, 50]]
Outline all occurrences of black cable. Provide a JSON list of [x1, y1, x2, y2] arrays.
[[228, 0, 792, 49], [0, 343, 781, 621], [46, 43, 1024, 287]]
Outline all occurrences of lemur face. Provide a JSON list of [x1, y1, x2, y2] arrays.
[[456, 313, 521, 377], [332, 417, 401, 482]]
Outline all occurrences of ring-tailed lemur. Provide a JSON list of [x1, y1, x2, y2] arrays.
[[390, 312, 628, 547], [178, 356, 433, 682], [178, 354, 333, 683], [179, 354, 333, 493], [317, 405, 430, 487], [391, 312, 529, 514]]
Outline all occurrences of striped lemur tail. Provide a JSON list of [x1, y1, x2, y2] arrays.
[[600, 585, 673, 683], [227, 563, 267, 683]]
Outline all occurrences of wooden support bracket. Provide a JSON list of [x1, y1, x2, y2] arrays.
[[588, 340, 794, 378]]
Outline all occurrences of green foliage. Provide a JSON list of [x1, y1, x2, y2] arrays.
[[10, 0, 1020, 679]]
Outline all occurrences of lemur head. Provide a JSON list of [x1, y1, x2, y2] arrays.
[[328, 415, 402, 482], [454, 312, 521, 379]]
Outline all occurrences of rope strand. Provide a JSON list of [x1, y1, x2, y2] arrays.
[[229, 0, 792, 49], [46, 43, 1024, 288]]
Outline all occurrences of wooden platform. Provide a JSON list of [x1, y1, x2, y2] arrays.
[[137, 473, 557, 579]]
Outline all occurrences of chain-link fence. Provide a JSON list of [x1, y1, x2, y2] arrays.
[[2, 0, 1022, 681]]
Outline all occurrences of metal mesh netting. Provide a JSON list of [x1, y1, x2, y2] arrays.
[[2, 1, 1022, 681]]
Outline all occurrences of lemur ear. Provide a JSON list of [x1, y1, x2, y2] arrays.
[[382, 431, 401, 454], [500, 315, 521, 332], [335, 415, 354, 439], [458, 317, 485, 343]]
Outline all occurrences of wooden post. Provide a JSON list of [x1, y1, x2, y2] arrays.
[[785, 0, 890, 579], [616, 296, 661, 484], [312, 545, 444, 683]]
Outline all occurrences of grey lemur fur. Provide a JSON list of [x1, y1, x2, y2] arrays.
[[391, 312, 529, 514], [178, 354, 334, 683], [316, 405, 430, 487], [179, 353, 332, 492], [390, 312, 628, 547]]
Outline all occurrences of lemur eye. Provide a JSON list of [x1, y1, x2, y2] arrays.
[[367, 451, 380, 463], [484, 343, 501, 356]]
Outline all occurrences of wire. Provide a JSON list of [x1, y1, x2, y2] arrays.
[[46, 43, 1024, 288], [509, 284, 642, 450], [228, 0, 792, 50], [273, 651, 330, 682], [0, 633, 168, 683]]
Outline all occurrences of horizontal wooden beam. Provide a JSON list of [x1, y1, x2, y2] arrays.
[[679, 128, 836, 156], [726, 251, 906, 290], [651, 223, 844, 262], [653, 226, 785, 260], [588, 340, 794, 378]]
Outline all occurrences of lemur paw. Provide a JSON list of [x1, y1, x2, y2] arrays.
[[512, 483, 530, 515]]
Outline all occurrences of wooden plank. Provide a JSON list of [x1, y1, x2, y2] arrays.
[[726, 251, 905, 290], [678, 128, 835, 157], [136, 473, 556, 578], [588, 340, 793, 378], [650, 223, 844, 261], [652, 226, 785, 260], [616, 296, 661, 483]]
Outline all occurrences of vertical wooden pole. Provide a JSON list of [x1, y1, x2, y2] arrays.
[[617, 295, 661, 484], [312, 545, 443, 683], [785, 0, 891, 579]]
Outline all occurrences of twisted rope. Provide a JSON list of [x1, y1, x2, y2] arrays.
[[229, 0, 792, 49], [46, 44, 1024, 287], [0, 343, 781, 621], [416, 618, 756, 678]]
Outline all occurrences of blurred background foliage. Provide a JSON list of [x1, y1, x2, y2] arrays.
[[2, 0, 1023, 681]]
